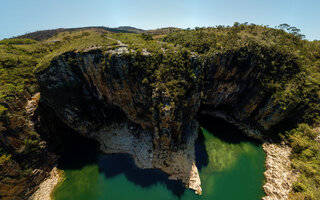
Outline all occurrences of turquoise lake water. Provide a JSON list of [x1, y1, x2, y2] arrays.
[[53, 118, 266, 200]]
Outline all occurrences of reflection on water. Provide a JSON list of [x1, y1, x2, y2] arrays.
[[53, 117, 266, 200]]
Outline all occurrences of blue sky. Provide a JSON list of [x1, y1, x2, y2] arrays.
[[0, 0, 319, 40]]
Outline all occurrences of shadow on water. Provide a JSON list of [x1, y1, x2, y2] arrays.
[[56, 134, 100, 170], [195, 113, 263, 171], [56, 133, 187, 198], [195, 129, 209, 171], [98, 153, 186, 198], [54, 112, 263, 199], [197, 114, 261, 145], [52, 122, 187, 198], [60, 145, 186, 197]]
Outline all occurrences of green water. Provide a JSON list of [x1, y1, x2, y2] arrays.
[[53, 126, 266, 200]]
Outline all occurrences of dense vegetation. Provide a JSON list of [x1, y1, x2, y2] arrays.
[[285, 124, 320, 200], [164, 23, 320, 123], [0, 24, 319, 199]]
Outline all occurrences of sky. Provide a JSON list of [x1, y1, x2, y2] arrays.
[[0, 0, 319, 40]]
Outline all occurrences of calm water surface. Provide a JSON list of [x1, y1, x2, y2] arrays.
[[53, 120, 266, 200]]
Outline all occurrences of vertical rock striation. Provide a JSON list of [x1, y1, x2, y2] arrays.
[[201, 48, 299, 139]]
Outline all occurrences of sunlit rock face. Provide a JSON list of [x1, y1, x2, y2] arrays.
[[36, 46, 299, 193]]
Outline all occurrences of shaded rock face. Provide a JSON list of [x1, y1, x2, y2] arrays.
[[36, 48, 298, 193], [37, 49, 202, 149], [202, 51, 295, 139], [36, 49, 203, 192]]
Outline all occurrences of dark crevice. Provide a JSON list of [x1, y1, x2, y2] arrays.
[[195, 129, 209, 171], [36, 102, 100, 170]]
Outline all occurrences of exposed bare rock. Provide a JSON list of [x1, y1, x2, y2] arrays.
[[262, 143, 298, 200], [28, 167, 61, 200], [26, 92, 41, 115], [314, 127, 320, 143], [0, 93, 56, 200]]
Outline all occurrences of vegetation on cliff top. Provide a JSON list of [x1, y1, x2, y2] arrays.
[[0, 24, 319, 199], [164, 23, 320, 124]]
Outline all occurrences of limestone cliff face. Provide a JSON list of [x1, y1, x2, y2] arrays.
[[36, 47, 299, 193]]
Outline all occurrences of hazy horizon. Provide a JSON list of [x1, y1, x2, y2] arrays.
[[1, 0, 320, 40]]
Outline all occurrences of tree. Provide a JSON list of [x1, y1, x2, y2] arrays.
[[233, 22, 240, 27], [141, 33, 153, 41], [277, 23, 305, 39]]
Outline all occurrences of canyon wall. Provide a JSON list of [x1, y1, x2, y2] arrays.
[[35, 46, 300, 193]]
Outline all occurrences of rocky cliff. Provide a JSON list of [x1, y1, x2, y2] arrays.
[[0, 93, 56, 200], [201, 46, 300, 139], [35, 44, 302, 194], [36, 47, 203, 193]]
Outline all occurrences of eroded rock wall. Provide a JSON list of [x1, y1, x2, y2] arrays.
[[0, 93, 56, 200], [36, 47, 301, 194], [36, 48, 203, 193], [202, 50, 296, 139]]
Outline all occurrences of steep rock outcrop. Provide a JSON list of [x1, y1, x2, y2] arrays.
[[36, 45, 302, 194], [36, 48, 203, 193], [0, 93, 56, 200], [201, 48, 299, 139]]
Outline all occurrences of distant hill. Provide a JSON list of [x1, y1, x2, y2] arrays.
[[14, 26, 183, 41], [146, 27, 182, 35], [15, 26, 146, 41], [115, 26, 145, 33]]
